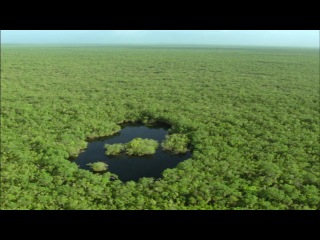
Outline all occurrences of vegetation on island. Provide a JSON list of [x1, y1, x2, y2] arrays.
[[105, 143, 125, 156], [87, 162, 108, 172], [126, 138, 159, 156], [105, 138, 159, 156]]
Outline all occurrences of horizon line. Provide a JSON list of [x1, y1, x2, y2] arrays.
[[1, 43, 319, 49]]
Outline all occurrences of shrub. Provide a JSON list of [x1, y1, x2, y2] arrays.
[[126, 138, 159, 156], [87, 162, 108, 172], [105, 143, 125, 156]]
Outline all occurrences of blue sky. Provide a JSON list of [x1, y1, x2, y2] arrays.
[[1, 30, 319, 47]]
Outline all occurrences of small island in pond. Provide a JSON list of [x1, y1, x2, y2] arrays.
[[87, 162, 108, 172], [105, 138, 159, 156]]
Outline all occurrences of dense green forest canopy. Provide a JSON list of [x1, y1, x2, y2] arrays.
[[162, 133, 189, 154], [1, 45, 319, 209]]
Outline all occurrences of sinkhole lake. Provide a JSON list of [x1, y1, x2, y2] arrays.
[[72, 122, 191, 182]]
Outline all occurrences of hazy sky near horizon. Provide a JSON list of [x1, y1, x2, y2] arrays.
[[1, 30, 319, 47]]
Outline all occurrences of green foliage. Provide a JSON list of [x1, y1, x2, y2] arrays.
[[162, 134, 189, 154], [87, 162, 108, 172], [1, 45, 319, 209], [126, 138, 159, 156], [105, 143, 125, 156], [105, 138, 159, 156]]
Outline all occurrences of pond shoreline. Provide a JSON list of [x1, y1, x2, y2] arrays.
[[70, 122, 191, 182]]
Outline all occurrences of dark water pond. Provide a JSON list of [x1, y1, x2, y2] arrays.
[[72, 123, 191, 182]]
